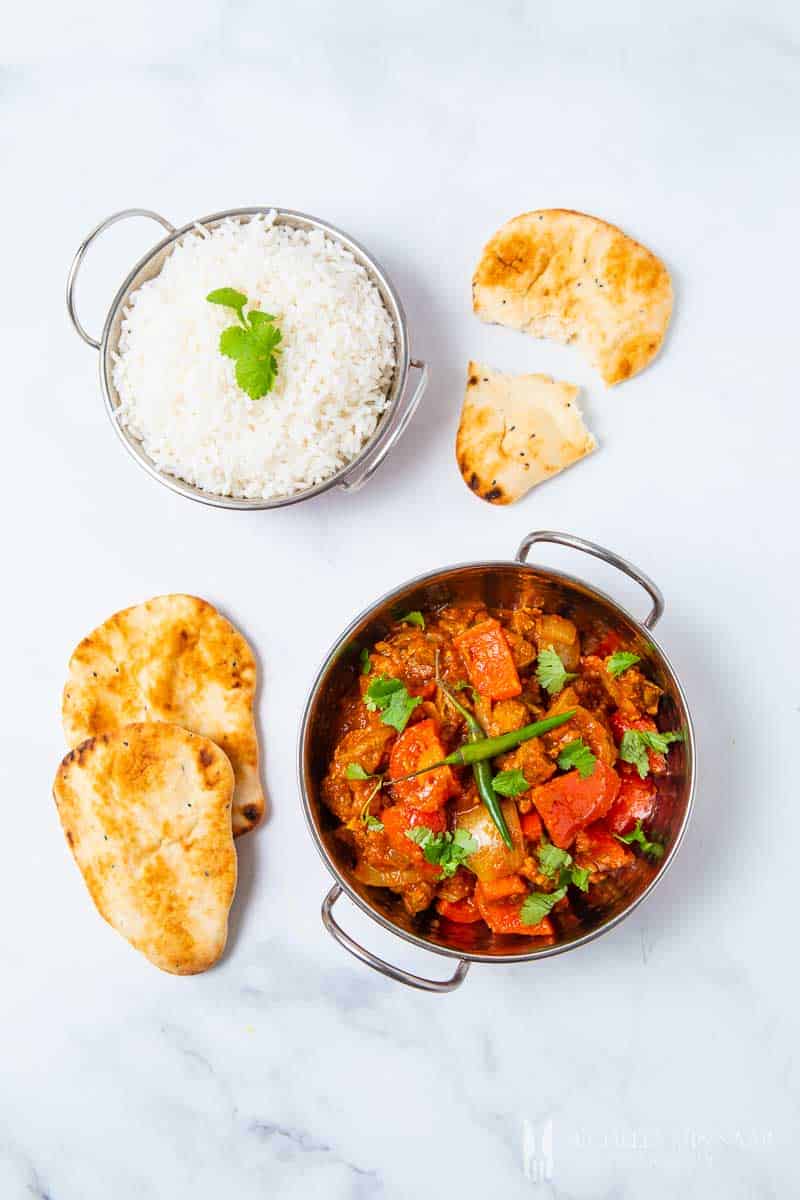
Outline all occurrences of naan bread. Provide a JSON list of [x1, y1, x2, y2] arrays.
[[53, 723, 237, 975], [473, 210, 672, 385], [456, 362, 596, 504], [62, 595, 263, 836]]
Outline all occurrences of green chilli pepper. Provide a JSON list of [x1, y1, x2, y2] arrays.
[[438, 679, 514, 850], [393, 709, 577, 782]]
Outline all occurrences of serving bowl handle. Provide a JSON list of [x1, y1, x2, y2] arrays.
[[339, 359, 428, 493], [66, 208, 177, 349], [516, 530, 665, 629], [321, 885, 470, 992]]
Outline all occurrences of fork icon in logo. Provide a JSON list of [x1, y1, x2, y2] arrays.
[[523, 1117, 555, 1185]]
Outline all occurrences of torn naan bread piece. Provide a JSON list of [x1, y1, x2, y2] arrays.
[[456, 362, 596, 504], [473, 209, 672, 385], [53, 723, 237, 975], [62, 595, 263, 836]]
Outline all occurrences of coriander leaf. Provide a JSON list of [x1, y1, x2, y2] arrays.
[[207, 287, 247, 317], [364, 675, 405, 711], [234, 320, 281, 399], [405, 827, 477, 878], [520, 886, 567, 926], [380, 687, 422, 733], [538, 842, 573, 878], [619, 730, 650, 778], [359, 647, 372, 675], [616, 820, 664, 860], [247, 309, 277, 328], [452, 827, 479, 856], [492, 768, 530, 797], [536, 647, 578, 696], [365, 674, 422, 732], [208, 289, 282, 399], [537, 842, 590, 891], [346, 763, 371, 780], [219, 326, 248, 359], [398, 610, 425, 629], [570, 865, 591, 892], [639, 729, 684, 756], [235, 350, 276, 399], [556, 738, 597, 778], [606, 651, 641, 678], [619, 728, 684, 778], [364, 814, 384, 832]]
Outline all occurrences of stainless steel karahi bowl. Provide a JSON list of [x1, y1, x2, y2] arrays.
[[299, 531, 696, 993], [66, 206, 427, 508]]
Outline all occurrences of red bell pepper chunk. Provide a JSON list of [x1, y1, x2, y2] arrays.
[[474, 882, 554, 937], [381, 802, 446, 874], [605, 763, 657, 834], [453, 619, 522, 701], [521, 811, 544, 842], [389, 718, 458, 811], [411, 681, 437, 700], [575, 822, 635, 871], [531, 760, 621, 849], [436, 894, 483, 924], [610, 712, 667, 774]]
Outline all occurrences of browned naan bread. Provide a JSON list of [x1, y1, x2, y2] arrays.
[[473, 209, 672, 385], [456, 362, 595, 504], [62, 595, 264, 836], [53, 723, 237, 975]]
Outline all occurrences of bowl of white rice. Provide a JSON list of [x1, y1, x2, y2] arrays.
[[66, 207, 427, 507]]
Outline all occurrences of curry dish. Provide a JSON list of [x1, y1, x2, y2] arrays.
[[321, 601, 682, 944]]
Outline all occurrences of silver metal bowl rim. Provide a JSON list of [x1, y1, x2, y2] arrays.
[[298, 554, 696, 966], [94, 206, 413, 510]]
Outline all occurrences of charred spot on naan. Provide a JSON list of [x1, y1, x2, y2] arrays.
[[62, 595, 264, 836], [53, 723, 237, 975], [473, 209, 672, 386], [456, 362, 595, 505]]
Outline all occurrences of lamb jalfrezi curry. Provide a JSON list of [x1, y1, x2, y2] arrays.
[[321, 602, 682, 943]]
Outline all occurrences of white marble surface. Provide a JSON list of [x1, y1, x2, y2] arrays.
[[2, 1, 798, 1195]]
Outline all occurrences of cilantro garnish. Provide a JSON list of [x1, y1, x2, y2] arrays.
[[359, 780, 384, 832], [537, 842, 571, 877], [359, 648, 372, 676], [619, 728, 684, 778], [364, 675, 421, 734], [520, 886, 567, 926], [570, 865, 591, 891], [606, 651, 641, 678], [405, 827, 477, 878], [364, 676, 403, 710], [536, 647, 578, 696], [556, 738, 597, 779], [382, 689, 422, 733], [207, 288, 282, 400], [492, 768, 530, 797], [397, 610, 425, 629], [537, 842, 590, 893], [346, 763, 378, 780], [206, 287, 247, 313], [615, 820, 664, 859]]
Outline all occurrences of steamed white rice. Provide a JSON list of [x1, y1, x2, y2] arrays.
[[112, 213, 396, 499]]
